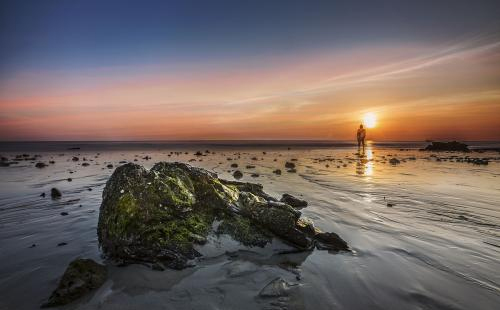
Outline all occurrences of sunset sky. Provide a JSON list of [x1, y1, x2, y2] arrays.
[[1, 0, 500, 141]]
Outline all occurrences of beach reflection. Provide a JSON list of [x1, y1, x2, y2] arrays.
[[356, 145, 374, 176]]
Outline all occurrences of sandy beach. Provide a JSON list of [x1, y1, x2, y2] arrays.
[[0, 141, 499, 310]]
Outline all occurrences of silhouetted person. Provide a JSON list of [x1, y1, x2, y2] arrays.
[[357, 124, 366, 152]]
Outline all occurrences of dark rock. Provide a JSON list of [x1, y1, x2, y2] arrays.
[[72, 157, 79, 161], [246, 165, 256, 169], [425, 141, 469, 152], [40, 192, 46, 197], [389, 158, 400, 165], [273, 169, 282, 175], [314, 232, 349, 251], [250, 173, 259, 178], [280, 194, 308, 209], [29, 244, 36, 248], [60, 212, 69, 216], [57, 242, 67, 247], [97, 162, 348, 269], [41, 259, 107, 308], [387, 203, 394, 207], [231, 163, 238, 168], [194, 151, 203, 156], [51, 188, 62, 199], [82, 162, 90, 166], [233, 170, 243, 179], [35, 162, 47, 168], [67, 178, 72, 182], [285, 162, 295, 169], [106, 164, 113, 169]]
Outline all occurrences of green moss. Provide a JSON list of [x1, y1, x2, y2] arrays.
[[217, 215, 272, 247], [107, 192, 140, 239]]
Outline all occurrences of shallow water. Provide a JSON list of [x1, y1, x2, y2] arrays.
[[0, 141, 499, 310]]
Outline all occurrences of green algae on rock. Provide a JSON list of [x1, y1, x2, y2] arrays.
[[42, 259, 107, 308], [98, 162, 349, 269]]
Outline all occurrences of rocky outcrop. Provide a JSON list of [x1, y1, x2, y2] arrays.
[[425, 141, 469, 152], [97, 162, 349, 270], [42, 259, 107, 308]]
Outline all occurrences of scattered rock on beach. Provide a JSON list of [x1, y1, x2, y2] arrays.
[[106, 164, 113, 169], [273, 169, 282, 175], [41, 258, 107, 308], [314, 232, 349, 251], [285, 162, 295, 169], [51, 188, 62, 199], [35, 162, 47, 168], [233, 170, 243, 179], [72, 157, 79, 161], [231, 163, 238, 168], [280, 194, 308, 209], [389, 158, 400, 165], [425, 141, 469, 152]]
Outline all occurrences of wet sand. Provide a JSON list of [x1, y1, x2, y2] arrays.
[[0, 141, 499, 310]]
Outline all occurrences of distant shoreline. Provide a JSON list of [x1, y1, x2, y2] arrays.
[[1, 140, 500, 152]]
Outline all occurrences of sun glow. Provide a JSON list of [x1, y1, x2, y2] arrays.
[[363, 112, 377, 128]]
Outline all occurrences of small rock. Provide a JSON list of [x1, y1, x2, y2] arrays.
[[35, 162, 47, 168], [233, 170, 243, 179], [51, 188, 62, 199], [285, 162, 295, 169], [67, 178, 72, 182], [41, 258, 107, 308], [57, 242, 67, 247], [314, 232, 349, 251], [231, 163, 238, 168], [40, 192, 46, 197], [273, 169, 282, 175], [280, 194, 308, 209], [60, 212, 69, 216], [389, 158, 400, 165], [72, 157, 79, 161], [107, 164, 113, 169]]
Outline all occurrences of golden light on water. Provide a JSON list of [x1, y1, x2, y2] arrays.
[[363, 112, 377, 128]]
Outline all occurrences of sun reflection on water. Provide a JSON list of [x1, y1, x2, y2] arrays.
[[356, 145, 374, 176]]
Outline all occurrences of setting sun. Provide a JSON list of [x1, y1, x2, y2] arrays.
[[363, 112, 377, 128]]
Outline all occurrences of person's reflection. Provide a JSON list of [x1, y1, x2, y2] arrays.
[[356, 146, 373, 176]]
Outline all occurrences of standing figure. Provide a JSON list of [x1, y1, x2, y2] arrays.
[[357, 124, 366, 152]]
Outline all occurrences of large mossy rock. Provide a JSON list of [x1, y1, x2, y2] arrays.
[[42, 259, 107, 308], [98, 162, 348, 269]]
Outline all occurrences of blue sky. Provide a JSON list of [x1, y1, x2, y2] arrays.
[[1, 0, 499, 140]]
